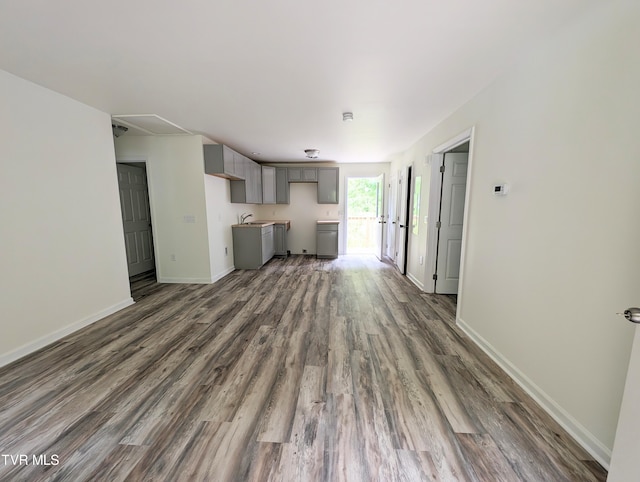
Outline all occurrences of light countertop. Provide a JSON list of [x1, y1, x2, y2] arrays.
[[232, 220, 291, 230]]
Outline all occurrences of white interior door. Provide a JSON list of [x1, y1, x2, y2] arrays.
[[608, 320, 640, 480], [117, 163, 155, 277], [435, 153, 468, 294], [375, 173, 385, 260], [387, 174, 397, 260], [395, 167, 410, 274]]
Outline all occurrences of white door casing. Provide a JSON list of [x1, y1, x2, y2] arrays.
[[608, 322, 640, 480], [395, 166, 410, 274], [117, 163, 155, 277], [435, 153, 468, 294], [387, 174, 397, 261], [375, 173, 386, 260]]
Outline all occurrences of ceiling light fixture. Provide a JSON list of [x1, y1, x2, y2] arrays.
[[112, 124, 129, 137], [304, 149, 320, 159], [342, 112, 354, 122]]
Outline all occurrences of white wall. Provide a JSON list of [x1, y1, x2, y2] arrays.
[[203, 171, 247, 280], [0, 70, 132, 365], [115, 136, 214, 283], [388, 0, 640, 465], [252, 163, 389, 254]]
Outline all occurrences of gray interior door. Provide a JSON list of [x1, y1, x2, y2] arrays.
[[117, 163, 155, 277], [435, 153, 468, 294]]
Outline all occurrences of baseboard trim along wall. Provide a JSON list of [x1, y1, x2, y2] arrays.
[[158, 267, 235, 285], [407, 272, 424, 291], [212, 266, 236, 283], [157, 277, 216, 284], [457, 317, 611, 470], [0, 298, 135, 369]]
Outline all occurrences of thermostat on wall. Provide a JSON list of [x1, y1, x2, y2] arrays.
[[493, 184, 509, 196]]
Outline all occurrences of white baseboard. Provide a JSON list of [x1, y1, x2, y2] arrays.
[[157, 277, 215, 284], [407, 272, 424, 290], [211, 266, 235, 283], [158, 266, 235, 285], [457, 317, 611, 469], [0, 298, 134, 369]]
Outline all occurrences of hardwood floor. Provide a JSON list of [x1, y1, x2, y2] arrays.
[[0, 255, 606, 481]]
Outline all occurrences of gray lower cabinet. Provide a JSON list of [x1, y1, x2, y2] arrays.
[[274, 224, 288, 257], [232, 225, 274, 269], [275, 167, 289, 204], [317, 167, 339, 204], [316, 222, 339, 258]]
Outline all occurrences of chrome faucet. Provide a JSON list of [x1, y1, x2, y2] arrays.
[[240, 213, 253, 224]]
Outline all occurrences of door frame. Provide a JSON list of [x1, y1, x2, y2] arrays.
[[344, 176, 380, 255], [116, 157, 158, 278], [395, 165, 412, 274], [386, 173, 397, 260], [424, 127, 475, 302]]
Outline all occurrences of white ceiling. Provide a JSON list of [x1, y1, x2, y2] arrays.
[[0, 0, 599, 163]]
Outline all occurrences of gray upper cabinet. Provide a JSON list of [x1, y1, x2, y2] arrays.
[[262, 166, 276, 204], [288, 167, 318, 182], [275, 167, 290, 204], [317, 167, 339, 204], [230, 159, 263, 204], [204, 144, 244, 180]]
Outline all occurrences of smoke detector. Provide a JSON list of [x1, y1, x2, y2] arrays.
[[304, 149, 320, 159]]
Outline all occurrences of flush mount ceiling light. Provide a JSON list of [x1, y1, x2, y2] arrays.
[[304, 149, 320, 159], [342, 112, 354, 122], [112, 124, 128, 137]]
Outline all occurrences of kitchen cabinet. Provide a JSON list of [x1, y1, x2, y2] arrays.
[[288, 167, 318, 182], [204, 144, 244, 180], [275, 167, 289, 204], [316, 221, 339, 258], [261, 226, 275, 264], [317, 167, 339, 204], [232, 224, 274, 269], [230, 159, 263, 204], [262, 166, 276, 204], [274, 223, 288, 257]]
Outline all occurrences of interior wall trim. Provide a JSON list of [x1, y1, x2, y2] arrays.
[[406, 272, 424, 291], [0, 298, 135, 369], [457, 316, 612, 469], [157, 277, 216, 284]]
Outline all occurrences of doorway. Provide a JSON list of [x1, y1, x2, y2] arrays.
[[346, 177, 380, 255], [116, 163, 156, 278], [393, 166, 412, 274], [425, 128, 474, 297]]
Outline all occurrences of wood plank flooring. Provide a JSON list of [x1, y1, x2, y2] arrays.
[[0, 255, 607, 481]]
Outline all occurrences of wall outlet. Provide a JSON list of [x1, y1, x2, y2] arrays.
[[170, 254, 176, 261]]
